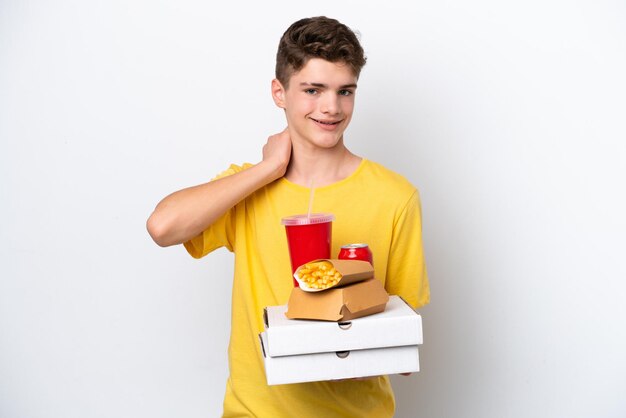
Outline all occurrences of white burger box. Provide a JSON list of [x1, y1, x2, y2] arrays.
[[259, 295, 423, 385]]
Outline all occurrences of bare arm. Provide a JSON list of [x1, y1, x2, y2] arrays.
[[146, 129, 291, 247]]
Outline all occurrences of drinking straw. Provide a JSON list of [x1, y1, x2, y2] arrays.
[[307, 179, 315, 220]]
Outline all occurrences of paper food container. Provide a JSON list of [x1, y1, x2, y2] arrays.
[[259, 332, 420, 386], [265, 295, 422, 357], [285, 278, 389, 321], [294, 259, 374, 292], [259, 296, 423, 385]]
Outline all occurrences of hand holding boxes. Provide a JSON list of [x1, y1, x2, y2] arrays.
[[274, 213, 423, 385], [259, 260, 423, 385], [260, 296, 423, 385]]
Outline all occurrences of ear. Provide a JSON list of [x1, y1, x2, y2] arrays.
[[271, 79, 286, 109]]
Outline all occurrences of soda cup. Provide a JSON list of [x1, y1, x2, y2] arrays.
[[281, 213, 334, 286]]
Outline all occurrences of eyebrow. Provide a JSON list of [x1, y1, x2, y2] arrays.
[[300, 82, 358, 89]]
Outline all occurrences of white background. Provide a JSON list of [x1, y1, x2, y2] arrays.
[[1, 1, 625, 417]]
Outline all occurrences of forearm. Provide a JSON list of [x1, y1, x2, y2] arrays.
[[146, 161, 281, 247]]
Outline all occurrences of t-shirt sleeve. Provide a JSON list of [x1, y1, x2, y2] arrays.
[[385, 190, 430, 309], [183, 163, 253, 259]]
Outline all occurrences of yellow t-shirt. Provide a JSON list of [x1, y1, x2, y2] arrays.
[[185, 159, 429, 418]]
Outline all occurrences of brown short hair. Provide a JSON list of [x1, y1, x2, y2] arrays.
[[275, 16, 367, 88]]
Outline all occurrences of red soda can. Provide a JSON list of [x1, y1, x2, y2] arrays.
[[338, 243, 373, 266]]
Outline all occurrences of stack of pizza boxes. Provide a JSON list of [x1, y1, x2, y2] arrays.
[[259, 259, 424, 385]]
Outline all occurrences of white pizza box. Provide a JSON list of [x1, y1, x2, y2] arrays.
[[259, 331, 420, 385], [263, 295, 422, 357]]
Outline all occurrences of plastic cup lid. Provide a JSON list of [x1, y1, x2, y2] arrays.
[[281, 213, 335, 226]]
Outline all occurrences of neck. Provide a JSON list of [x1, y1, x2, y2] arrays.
[[285, 137, 361, 188]]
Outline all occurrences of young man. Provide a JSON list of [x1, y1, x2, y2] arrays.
[[147, 16, 429, 418]]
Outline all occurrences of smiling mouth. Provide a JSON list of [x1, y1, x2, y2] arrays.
[[311, 118, 341, 125]]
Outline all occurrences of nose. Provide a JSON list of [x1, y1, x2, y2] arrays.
[[320, 92, 340, 115]]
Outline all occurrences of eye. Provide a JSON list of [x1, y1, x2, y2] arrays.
[[338, 89, 353, 96], [304, 88, 318, 95]]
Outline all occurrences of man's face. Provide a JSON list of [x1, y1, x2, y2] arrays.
[[273, 58, 357, 150]]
